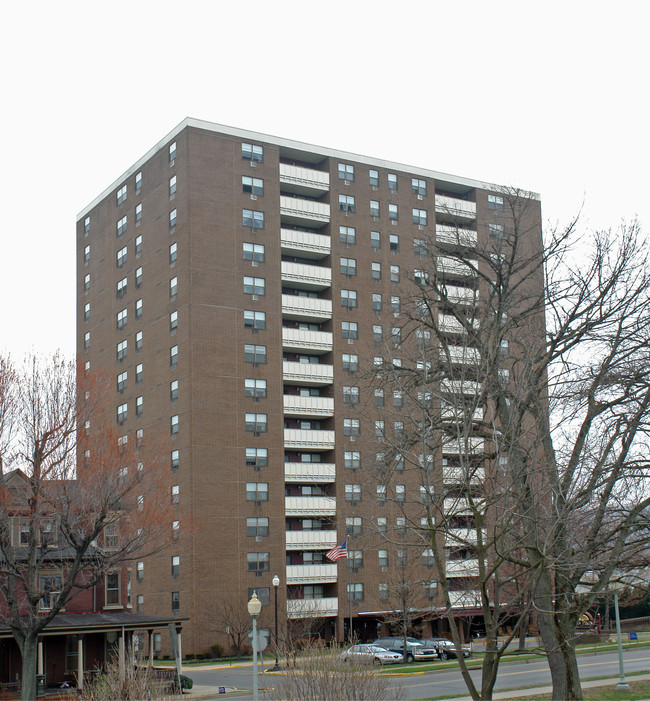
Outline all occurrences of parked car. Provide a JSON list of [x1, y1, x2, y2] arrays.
[[340, 644, 402, 665], [372, 637, 438, 663], [422, 637, 473, 660]]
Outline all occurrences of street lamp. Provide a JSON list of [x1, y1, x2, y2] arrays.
[[248, 591, 262, 701], [613, 591, 630, 691], [272, 575, 280, 671]]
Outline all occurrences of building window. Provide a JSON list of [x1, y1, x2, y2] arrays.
[[341, 321, 358, 339], [342, 354, 358, 371], [135, 234, 143, 256], [171, 449, 180, 470], [170, 379, 179, 401], [369, 200, 380, 217], [134, 267, 142, 288], [242, 176, 264, 195], [392, 327, 401, 347], [84, 216, 90, 234], [170, 415, 179, 435], [343, 419, 360, 436], [247, 517, 269, 537], [338, 163, 354, 181], [242, 143, 263, 162], [413, 208, 428, 225], [374, 388, 384, 406], [169, 142, 176, 162], [83, 332, 90, 351], [413, 238, 428, 257], [169, 242, 177, 264], [372, 293, 382, 311], [172, 521, 180, 538], [375, 420, 385, 438], [412, 178, 426, 195], [371, 262, 381, 280], [377, 486, 387, 505], [368, 169, 379, 187], [390, 265, 400, 283], [244, 310, 266, 330], [169, 276, 178, 300], [116, 340, 128, 361], [422, 549, 435, 566], [489, 222, 505, 239], [116, 215, 127, 237], [339, 194, 355, 213], [340, 257, 356, 276], [245, 378, 267, 398], [135, 396, 143, 416], [388, 235, 398, 253], [84, 245, 90, 264], [344, 451, 360, 469], [171, 485, 180, 504], [117, 185, 127, 206], [135, 363, 143, 383], [170, 310, 178, 332], [339, 226, 356, 244], [40, 575, 62, 610], [136, 594, 144, 613], [347, 583, 364, 601], [243, 242, 265, 262], [245, 414, 267, 433], [105, 573, 121, 606], [387, 173, 398, 191], [116, 372, 128, 394], [135, 202, 142, 224], [396, 485, 405, 502], [117, 403, 128, 424], [388, 203, 398, 221], [135, 330, 143, 352], [244, 344, 266, 364], [488, 194, 504, 210], [135, 171, 142, 192], [84, 303, 90, 321], [171, 555, 180, 577], [246, 448, 268, 468], [346, 517, 362, 535], [116, 308, 127, 330], [377, 517, 387, 533], [394, 420, 404, 439], [84, 274, 90, 293], [247, 552, 269, 573], [341, 289, 357, 309], [348, 550, 363, 569], [242, 209, 264, 229], [343, 386, 359, 404], [370, 231, 380, 249], [171, 591, 180, 612], [169, 209, 177, 230], [378, 549, 388, 566], [243, 276, 265, 296], [135, 298, 143, 320], [345, 484, 361, 503]]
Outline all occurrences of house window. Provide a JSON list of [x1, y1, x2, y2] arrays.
[[243, 242, 265, 262], [135, 234, 143, 255], [116, 308, 127, 330], [169, 175, 177, 197], [341, 289, 357, 309], [345, 484, 361, 502], [347, 583, 364, 601], [387, 173, 397, 191], [169, 142, 176, 162], [136, 594, 144, 613], [379, 582, 388, 600], [388, 203, 398, 221], [245, 378, 267, 398], [135, 267, 143, 288], [244, 310, 266, 330], [136, 396, 143, 416], [245, 414, 267, 432], [171, 591, 180, 612], [84, 245, 90, 264], [247, 517, 269, 537], [136, 363, 143, 383], [40, 575, 62, 610], [342, 354, 358, 371], [105, 573, 121, 606], [135, 203, 142, 224], [169, 242, 177, 264], [247, 552, 269, 573], [170, 380, 179, 401], [389, 234, 399, 252], [116, 371, 127, 392], [339, 194, 355, 212], [412, 178, 426, 195], [424, 581, 438, 599], [135, 298, 143, 320], [372, 293, 382, 311], [370, 231, 380, 249], [346, 517, 362, 535], [171, 555, 180, 577], [116, 277, 127, 298], [371, 262, 381, 280], [344, 451, 360, 469], [135, 171, 142, 192], [170, 414, 179, 435], [244, 344, 266, 364], [171, 449, 180, 470], [116, 215, 127, 237], [343, 419, 360, 436], [117, 403, 128, 423], [243, 277, 265, 296], [116, 185, 127, 206], [242, 209, 264, 229], [413, 208, 428, 225], [488, 194, 504, 210], [246, 448, 268, 467], [242, 176, 264, 195], [368, 169, 379, 187], [116, 340, 128, 361], [340, 257, 356, 276], [242, 143, 263, 162], [135, 330, 143, 352], [339, 226, 356, 244], [390, 265, 400, 282], [343, 386, 359, 404], [341, 321, 358, 339], [169, 209, 177, 230], [338, 163, 354, 181], [369, 200, 379, 217]]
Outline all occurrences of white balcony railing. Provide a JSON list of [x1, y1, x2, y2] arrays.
[[282, 328, 333, 354], [435, 195, 477, 221], [284, 462, 336, 483], [442, 466, 485, 485], [283, 429, 335, 450], [448, 590, 482, 607], [441, 379, 482, 397], [282, 295, 332, 321], [442, 437, 485, 456], [280, 196, 330, 227], [279, 164, 330, 191], [282, 361, 334, 386], [438, 314, 479, 336], [440, 344, 480, 365], [285, 495, 336, 516], [286, 563, 338, 584], [281, 262, 332, 290], [285, 529, 338, 550], [441, 406, 484, 424], [287, 597, 338, 618], [445, 559, 479, 577], [436, 225, 478, 248], [445, 528, 486, 546], [437, 256, 478, 279], [280, 229, 331, 259], [440, 285, 479, 306], [283, 395, 335, 418]]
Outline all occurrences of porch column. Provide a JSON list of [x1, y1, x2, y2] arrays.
[[118, 629, 125, 681], [77, 635, 84, 691], [37, 639, 44, 675], [147, 629, 154, 669]]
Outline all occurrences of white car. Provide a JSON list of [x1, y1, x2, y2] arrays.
[[341, 644, 402, 665]]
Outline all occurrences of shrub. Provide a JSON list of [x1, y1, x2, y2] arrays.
[[211, 643, 224, 658], [185, 653, 196, 661]]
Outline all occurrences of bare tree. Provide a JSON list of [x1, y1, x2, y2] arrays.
[[0, 354, 173, 700]]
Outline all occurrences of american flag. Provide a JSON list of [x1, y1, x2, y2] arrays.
[[326, 540, 347, 562]]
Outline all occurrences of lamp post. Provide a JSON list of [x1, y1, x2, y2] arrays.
[[272, 575, 280, 671], [248, 591, 262, 701], [614, 591, 630, 691]]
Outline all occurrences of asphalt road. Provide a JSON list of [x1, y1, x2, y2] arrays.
[[184, 647, 650, 700]]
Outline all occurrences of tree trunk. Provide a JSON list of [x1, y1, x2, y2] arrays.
[[19, 633, 38, 701], [518, 610, 529, 652]]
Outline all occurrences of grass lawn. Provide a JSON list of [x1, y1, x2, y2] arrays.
[[525, 678, 650, 700]]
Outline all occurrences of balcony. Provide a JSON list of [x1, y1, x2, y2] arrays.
[[448, 590, 482, 608], [281, 262, 331, 291], [281, 229, 331, 260], [441, 379, 482, 397], [283, 395, 334, 418], [285, 529, 338, 550], [283, 429, 335, 450], [435, 195, 477, 222], [282, 294, 332, 322], [446, 528, 486, 546], [279, 164, 330, 197], [287, 596, 338, 618], [280, 196, 330, 228], [282, 327, 333, 354], [442, 406, 484, 424], [442, 437, 485, 456], [446, 559, 479, 578], [436, 225, 478, 249], [443, 497, 472, 514], [285, 462, 336, 483], [286, 563, 338, 584], [443, 466, 485, 485], [285, 495, 336, 516], [437, 256, 478, 279], [440, 344, 480, 365], [440, 285, 479, 307], [283, 361, 334, 386], [438, 314, 479, 336]]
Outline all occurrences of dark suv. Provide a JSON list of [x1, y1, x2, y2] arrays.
[[372, 637, 438, 663]]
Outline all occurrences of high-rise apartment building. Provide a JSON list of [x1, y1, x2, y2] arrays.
[[77, 118, 542, 654]]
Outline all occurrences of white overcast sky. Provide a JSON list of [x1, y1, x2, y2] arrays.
[[2, 0, 647, 359]]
